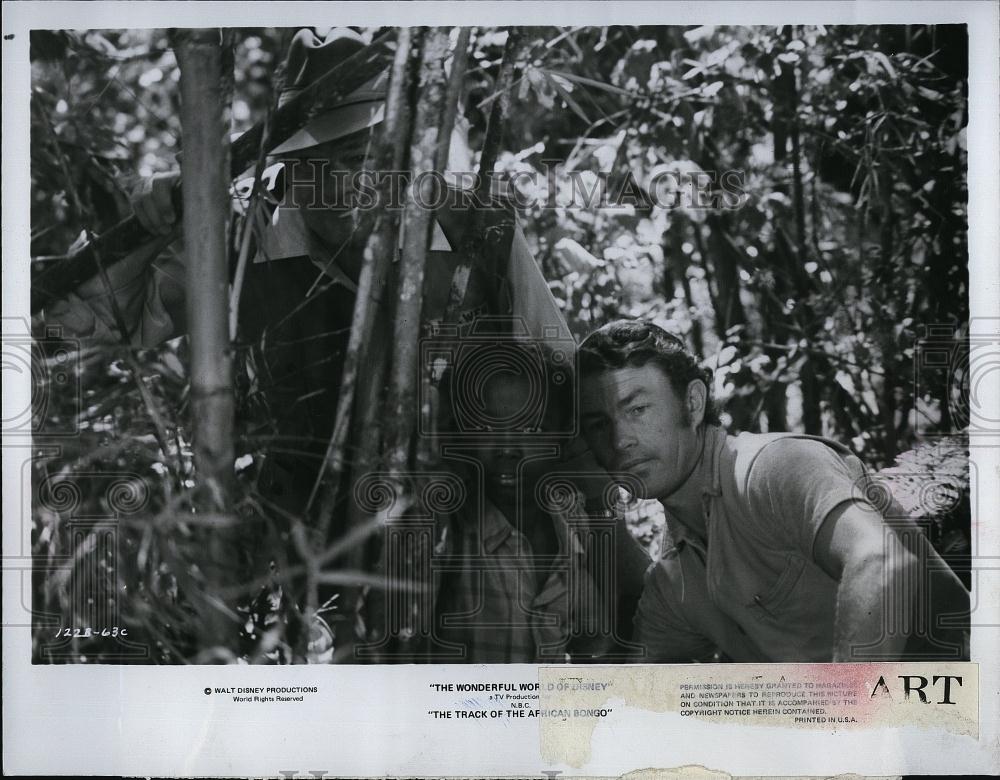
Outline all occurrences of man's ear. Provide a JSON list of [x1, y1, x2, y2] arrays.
[[686, 378, 707, 427]]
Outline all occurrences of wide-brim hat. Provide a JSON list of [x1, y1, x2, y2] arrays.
[[267, 27, 472, 170], [270, 27, 388, 155]]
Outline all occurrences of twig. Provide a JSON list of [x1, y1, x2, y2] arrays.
[[434, 27, 473, 174], [229, 104, 275, 341], [444, 26, 525, 322], [35, 99, 183, 484], [306, 26, 417, 522], [752, 341, 888, 377]]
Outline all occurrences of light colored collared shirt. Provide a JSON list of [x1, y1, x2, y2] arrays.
[[635, 426, 874, 662]]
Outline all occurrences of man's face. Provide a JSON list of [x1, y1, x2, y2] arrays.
[[467, 374, 561, 507], [283, 133, 374, 277], [579, 363, 702, 501]]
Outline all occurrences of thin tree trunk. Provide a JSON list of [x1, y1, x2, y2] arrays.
[[664, 217, 703, 356], [690, 223, 724, 341], [434, 27, 472, 174], [297, 28, 418, 663], [345, 28, 452, 663], [174, 29, 236, 654], [341, 31, 427, 661], [705, 213, 748, 335], [31, 32, 397, 315], [383, 27, 453, 474], [444, 26, 524, 320], [418, 26, 473, 470], [774, 29, 821, 435], [309, 26, 416, 529], [879, 166, 898, 460]]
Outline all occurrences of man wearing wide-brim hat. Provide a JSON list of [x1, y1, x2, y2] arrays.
[[40, 28, 600, 660], [45, 27, 571, 487]]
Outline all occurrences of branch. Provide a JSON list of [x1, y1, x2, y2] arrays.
[[383, 27, 454, 474], [443, 26, 524, 322], [308, 26, 417, 526], [31, 30, 397, 314]]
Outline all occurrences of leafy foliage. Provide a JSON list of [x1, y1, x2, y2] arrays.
[[29, 25, 969, 663]]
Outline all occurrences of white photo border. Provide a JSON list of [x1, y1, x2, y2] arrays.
[[3, 2, 998, 776]]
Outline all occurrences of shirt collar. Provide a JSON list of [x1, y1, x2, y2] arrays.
[[660, 425, 727, 551], [701, 424, 727, 499], [478, 493, 586, 557], [480, 497, 514, 553]]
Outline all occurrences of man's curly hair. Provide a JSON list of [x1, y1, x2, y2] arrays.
[[578, 319, 720, 427]]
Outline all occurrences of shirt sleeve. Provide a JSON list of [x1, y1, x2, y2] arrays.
[[745, 438, 876, 561], [42, 233, 182, 348], [633, 555, 717, 662], [137, 248, 187, 346]]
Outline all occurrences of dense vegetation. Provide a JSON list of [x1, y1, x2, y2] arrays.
[[29, 25, 969, 663]]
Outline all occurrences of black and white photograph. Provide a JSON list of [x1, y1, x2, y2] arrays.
[[24, 18, 975, 665], [3, 1, 998, 777]]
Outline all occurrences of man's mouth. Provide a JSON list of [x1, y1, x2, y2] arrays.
[[492, 462, 521, 486], [617, 458, 652, 472]]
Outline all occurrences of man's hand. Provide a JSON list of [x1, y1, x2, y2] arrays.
[[131, 171, 181, 235]]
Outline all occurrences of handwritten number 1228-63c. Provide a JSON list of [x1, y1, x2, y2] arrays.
[[53, 627, 128, 638]]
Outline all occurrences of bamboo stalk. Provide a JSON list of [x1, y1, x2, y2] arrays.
[[419, 27, 472, 470], [355, 28, 454, 662], [475, 28, 523, 201], [307, 27, 416, 524], [299, 28, 419, 663], [31, 31, 397, 315], [434, 27, 473, 174], [382, 27, 454, 475], [347, 27, 428, 479], [176, 29, 235, 504], [174, 28, 237, 653], [443, 26, 524, 322]]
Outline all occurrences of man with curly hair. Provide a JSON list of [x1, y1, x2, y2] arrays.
[[577, 319, 968, 662]]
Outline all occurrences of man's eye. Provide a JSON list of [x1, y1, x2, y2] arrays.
[[341, 153, 369, 167], [628, 405, 648, 417]]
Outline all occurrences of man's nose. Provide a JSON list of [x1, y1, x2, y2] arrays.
[[496, 442, 523, 459], [610, 418, 637, 453]]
